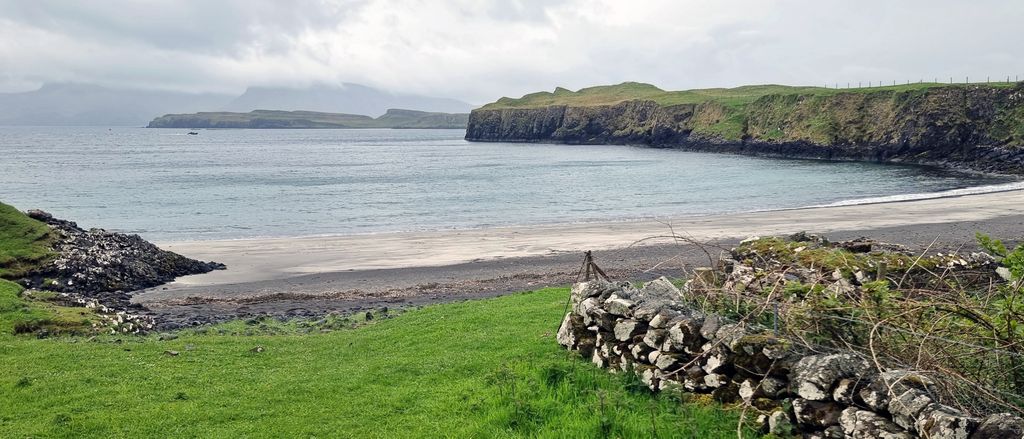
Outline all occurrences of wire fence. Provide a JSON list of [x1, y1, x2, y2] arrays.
[[824, 75, 1023, 89]]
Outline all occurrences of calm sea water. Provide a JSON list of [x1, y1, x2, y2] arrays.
[[0, 127, 1016, 241]]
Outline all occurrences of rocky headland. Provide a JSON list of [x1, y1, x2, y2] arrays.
[[14, 209, 224, 313], [466, 82, 1024, 174]]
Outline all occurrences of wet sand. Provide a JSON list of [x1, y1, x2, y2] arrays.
[[136, 190, 1024, 327]]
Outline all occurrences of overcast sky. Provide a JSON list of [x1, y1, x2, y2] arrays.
[[1, 0, 1022, 104]]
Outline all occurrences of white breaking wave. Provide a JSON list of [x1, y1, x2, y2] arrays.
[[818, 180, 1024, 208]]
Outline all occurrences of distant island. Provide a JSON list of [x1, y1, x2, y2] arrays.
[[466, 81, 1024, 174], [0, 82, 473, 126], [147, 108, 469, 129]]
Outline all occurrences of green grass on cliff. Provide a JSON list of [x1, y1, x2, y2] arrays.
[[481, 81, 1024, 147], [0, 280, 756, 438], [0, 202, 54, 278], [482, 81, 1020, 110]]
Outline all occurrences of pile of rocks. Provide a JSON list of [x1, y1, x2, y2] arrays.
[[557, 278, 1024, 438], [19, 209, 225, 310]]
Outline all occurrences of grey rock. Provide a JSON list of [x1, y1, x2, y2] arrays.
[[700, 314, 725, 340], [822, 426, 845, 439], [638, 366, 659, 390], [970, 413, 1024, 439], [604, 296, 636, 316], [790, 353, 872, 401], [859, 370, 936, 412], [702, 347, 731, 374], [613, 319, 646, 342], [888, 388, 934, 431], [666, 315, 705, 354], [557, 313, 590, 349], [760, 377, 787, 398], [915, 404, 976, 439], [703, 373, 728, 389], [630, 344, 653, 363], [648, 309, 681, 329], [654, 353, 683, 371], [832, 377, 863, 404], [768, 410, 793, 436], [793, 398, 843, 429], [17, 210, 225, 317], [642, 328, 666, 350], [738, 379, 759, 402], [839, 407, 913, 439], [575, 297, 600, 323]]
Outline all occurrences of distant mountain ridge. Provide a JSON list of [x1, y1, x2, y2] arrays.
[[0, 83, 231, 126], [0, 83, 474, 126], [226, 83, 473, 116], [146, 109, 468, 129]]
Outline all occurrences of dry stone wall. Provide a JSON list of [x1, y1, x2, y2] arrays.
[[557, 278, 1024, 438]]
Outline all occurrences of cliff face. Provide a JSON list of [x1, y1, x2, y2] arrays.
[[466, 84, 1024, 174]]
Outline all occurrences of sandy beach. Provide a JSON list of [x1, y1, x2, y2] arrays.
[[159, 189, 1024, 286], [135, 189, 1024, 326]]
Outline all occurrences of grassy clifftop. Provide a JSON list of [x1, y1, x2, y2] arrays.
[[482, 81, 1019, 110], [468, 81, 1024, 173]]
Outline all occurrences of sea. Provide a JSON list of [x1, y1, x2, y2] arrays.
[[0, 127, 1019, 242]]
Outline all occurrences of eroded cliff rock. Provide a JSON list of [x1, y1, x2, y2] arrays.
[[467, 84, 1024, 174]]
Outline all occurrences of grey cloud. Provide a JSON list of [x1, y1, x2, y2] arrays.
[[0, 0, 1022, 103]]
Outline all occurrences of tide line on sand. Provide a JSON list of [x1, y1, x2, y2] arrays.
[[157, 189, 1024, 288], [816, 180, 1024, 208]]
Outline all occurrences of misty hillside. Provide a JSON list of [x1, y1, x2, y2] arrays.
[[0, 83, 233, 126], [0, 83, 474, 126], [225, 83, 473, 116]]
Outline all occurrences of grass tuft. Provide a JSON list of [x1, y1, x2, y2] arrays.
[[0, 202, 55, 279]]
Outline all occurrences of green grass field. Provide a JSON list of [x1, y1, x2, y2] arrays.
[[0, 279, 756, 438], [0, 202, 54, 278], [481, 81, 1020, 110]]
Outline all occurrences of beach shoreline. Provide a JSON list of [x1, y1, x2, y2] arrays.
[[135, 189, 1024, 327]]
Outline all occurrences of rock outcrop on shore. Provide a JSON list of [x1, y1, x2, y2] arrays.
[[17, 210, 224, 310], [466, 83, 1024, 174]]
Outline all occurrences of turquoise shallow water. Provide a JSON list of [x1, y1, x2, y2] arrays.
[[0, 127, 1015, 241]]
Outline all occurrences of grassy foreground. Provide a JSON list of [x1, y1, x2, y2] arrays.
[[0, 279, 754, 438]]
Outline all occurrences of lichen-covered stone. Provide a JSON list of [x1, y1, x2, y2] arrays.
[[648, 309, 681, 329], [666, 315, 705, 354], [790, 353, 871, 401], [859, 370, 935, 412], [832, 377, 864, 404], [970, 413, 1024, 439], [888, 388, 935, 431], [839, 407, 913, 439], [768, 410, 793, 436], [604, 296, 636, 316], [793, 398, 843, 429], [703, 373, 728, 389], [654, 353, 683, 371], [700, 314, 725, 340], [915, 404, 977, 439], [713, 323, 747, 351], [613, 319, 646, 342], [556, 313, 586, 348]]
